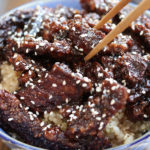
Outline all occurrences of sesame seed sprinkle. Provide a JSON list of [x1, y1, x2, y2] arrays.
[[62, 80, 66, 86], [8, 118, 14, 121], [52, 83, 57, 87], [82, 83, 87, 88], [31, 101, 35, 105], [40, 121, 45, 127], [49, 95, 53, 99]]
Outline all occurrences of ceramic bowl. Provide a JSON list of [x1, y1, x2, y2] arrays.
[[0, 0, 150, 149]]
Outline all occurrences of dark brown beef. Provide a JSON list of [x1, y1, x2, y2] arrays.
[[16, 63, 92, 112], [0, 9, 33, 50], [0, 90, 82, 150], [125, 55, 150, 121], [68, 16, 105, 55], [72, 61, 111, 83], [114, 53, 148, 88], [119, 7, 150, 50], [62, 79, 128, 143], [83, 13, 101, 27], [80, 0, 117, 15], [6, 38, 74, 61]]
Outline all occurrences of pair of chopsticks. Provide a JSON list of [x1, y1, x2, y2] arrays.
[[84, 0, 150, 61]]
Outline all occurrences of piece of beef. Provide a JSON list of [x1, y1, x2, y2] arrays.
[[72, 61, 111, 84], [80, 0, 118, 15], [68, 16, 105, 55], [16, 63, 92, 112], [113, 53, 148, 88], [60, 79, 128, 144], [125, 55, 150, 121], [0, 90, 81, 150], [83, 13, 101, 27], [119, 7, 150, 50], [0, 9, 33, 50]]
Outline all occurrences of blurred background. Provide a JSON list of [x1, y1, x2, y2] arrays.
[[0, 0, 141, 15], [0, 0, 33, 15]]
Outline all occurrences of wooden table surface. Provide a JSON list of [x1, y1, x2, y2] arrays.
[[0, 140, 10, 150]]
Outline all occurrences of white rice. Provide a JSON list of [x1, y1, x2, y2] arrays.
[[0, 61, 150, 147]]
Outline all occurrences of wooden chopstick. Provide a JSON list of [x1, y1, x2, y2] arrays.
[[85, 0, 150, 61], [94, 0, 131, 29]]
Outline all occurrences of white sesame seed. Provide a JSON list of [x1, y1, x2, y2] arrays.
[[42, 68, 46, 71], [36, 45, 39, 49], [47, 124, 51, 128], [72, 111, 76, 114], [79, 48, 84, 52], [96, 117, 101, 121], [131, 22, 135, 30], [82, 83, 87, 88], [71, 73, 75, 77], [79, 105, 83, 112], [31, 85, 35, 89], [75, 46, 78, 49], [83, 77, 90, 82], [40, 121, 45, 127], [13, 53, 18, 58], [39, 43, 46, 46], [26, 48, 29, 53], [31, 101, 35, 105], [72, 27, 76, 31], [28, 70, 32, 75], [36, 111, 39, 116], [144, 114, 148, 118], [33, 114, 37, 118], [122, 80, 126, 86], [50, 47, 54, 51], [76, 80, 80, 84], [140, 31, 144, 36], [80, 34, 88, 38], [16, 62, 20, 66], [52, 83, 57, 87], [30, 115, 34, 121], [62, 80, 66, 86], [110, 99, 115, 105], [8, 31, 12, 35], [96, 86, 101, 93], [8, 118, 14, 121], [57, 105, 62, 109], [43, 125, 49, 131], [25, 107, 29, 110], [102, 114, 106, 118], [91, 108, 99, 116], [99, 122, 104, 130], [20, 96, 25, 100], [19, 104, 23, 108], [98, 73, 103, 78], [66, 98, 69, 103], [142, 90, 146, 94], [49, 95, 53, 99], [66, 109, 71, 113], [45, 73, 48, 78], [44, 111, 47, 115], [38, 80, 41, 83]]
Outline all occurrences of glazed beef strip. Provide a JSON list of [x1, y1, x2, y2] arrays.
[[0, 90, 81, 150], [16, 62, 92, 112]]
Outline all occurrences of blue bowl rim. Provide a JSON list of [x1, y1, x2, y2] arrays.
[[0, 0, 150, 150]]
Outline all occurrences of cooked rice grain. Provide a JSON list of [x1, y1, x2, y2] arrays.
[[1, 62, 150, 147]]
